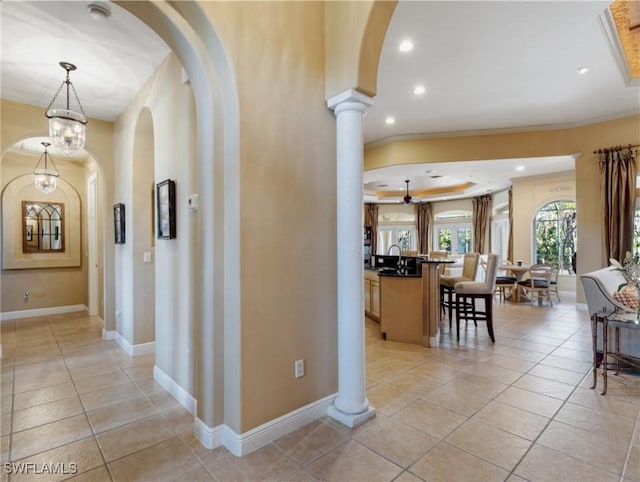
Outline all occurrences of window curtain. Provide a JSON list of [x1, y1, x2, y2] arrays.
[[472, 194, 492, 254], [507, 188, 514, 262], [599, 148, 637, 262], [364, 203, 379, 256], [416, 202, 432, 255]]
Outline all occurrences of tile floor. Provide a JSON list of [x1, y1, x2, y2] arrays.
[[0, 302, 638, 481]]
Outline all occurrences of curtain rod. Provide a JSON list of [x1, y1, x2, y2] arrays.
[[593, 144, 640, 154]]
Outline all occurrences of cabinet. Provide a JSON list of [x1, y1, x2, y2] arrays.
[[364, 270, 380, 320], [364, 225, 372, 268]]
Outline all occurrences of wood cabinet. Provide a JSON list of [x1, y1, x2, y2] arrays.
[[364, 270, 380, 320]]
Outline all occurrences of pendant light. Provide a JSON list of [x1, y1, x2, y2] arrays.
[[45, 62, 87, 152], [403, 179, 412, 204], [33, 142, 59, 194]]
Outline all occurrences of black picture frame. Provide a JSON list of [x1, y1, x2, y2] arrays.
[[114, 203, 125, 244], [156, 179, 176, 239]]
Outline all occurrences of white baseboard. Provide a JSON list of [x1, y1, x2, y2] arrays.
[[113, 332, 155, 357], [103, 330, 116, 341], [193, 393, 337, 456], [575, 302, 588, 311], [194, 418, 225, 449], [153, 365, 196, 415], [1, 304, 87, 322]]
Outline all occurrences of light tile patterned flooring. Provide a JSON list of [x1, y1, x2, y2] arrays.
[[0, 303, 638, 481]]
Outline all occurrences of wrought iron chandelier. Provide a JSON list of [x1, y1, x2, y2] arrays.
[[33, 142, 59, 194], [45, 62, 87, 152]]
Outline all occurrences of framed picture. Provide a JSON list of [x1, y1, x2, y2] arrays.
[[156, 179, 176, 239], [114, 203, 125, 244]]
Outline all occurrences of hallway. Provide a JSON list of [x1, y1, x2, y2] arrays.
[[1, 302, 638, 481]]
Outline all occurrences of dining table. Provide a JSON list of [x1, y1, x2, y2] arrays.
[[501, 263, 531, 302]]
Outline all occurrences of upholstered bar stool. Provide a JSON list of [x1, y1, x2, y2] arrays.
[[440, 252, 480, 329], [454, 253, 499, 343]]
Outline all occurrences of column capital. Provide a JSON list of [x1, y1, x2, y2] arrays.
[[327, 89, 374, 112]]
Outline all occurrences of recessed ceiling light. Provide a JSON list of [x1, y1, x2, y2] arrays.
[[398, 40, 414, 52], [515, 166, 525, 171], [413, 85, 426, 95], [385, 117, 395, 125], [577, 66, 589, 75]]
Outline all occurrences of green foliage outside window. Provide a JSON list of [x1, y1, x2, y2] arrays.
[[438, 229, 452, 253], [535, 201, 576, 274]]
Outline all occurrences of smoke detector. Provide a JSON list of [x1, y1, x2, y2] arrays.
[[87, 2, 111, 21]]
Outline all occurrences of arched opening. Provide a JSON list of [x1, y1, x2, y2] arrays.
[[132, 108, 156, 348]]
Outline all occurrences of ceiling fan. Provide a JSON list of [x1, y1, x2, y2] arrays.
[[403, 179, 412, 204]]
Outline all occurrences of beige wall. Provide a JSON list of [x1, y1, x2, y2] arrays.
[[1, 149, 86, 312], [0, 99, 115, 328], [324, 1, 397, 98], [365, 115, 640, 302], [203, 1, 339, 432]]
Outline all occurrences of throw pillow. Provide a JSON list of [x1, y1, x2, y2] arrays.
[[613, 285, 639, 311]]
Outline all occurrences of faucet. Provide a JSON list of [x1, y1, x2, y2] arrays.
[[387, 244, 402, 267]]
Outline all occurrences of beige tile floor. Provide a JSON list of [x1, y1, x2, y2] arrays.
[[0, 303, 638, 481]]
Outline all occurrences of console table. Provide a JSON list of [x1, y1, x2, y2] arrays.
[[591, 310, 640, 395]]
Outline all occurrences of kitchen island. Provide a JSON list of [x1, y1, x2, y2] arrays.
[[372, 258, 453, 347]]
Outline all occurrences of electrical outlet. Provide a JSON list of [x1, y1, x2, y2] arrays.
[[294, 359, 304, 378]]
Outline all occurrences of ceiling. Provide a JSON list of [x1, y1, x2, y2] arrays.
[[1, 1, 639, 200]]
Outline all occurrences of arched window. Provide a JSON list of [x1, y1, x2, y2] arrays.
[[534, 201, 576, 274]]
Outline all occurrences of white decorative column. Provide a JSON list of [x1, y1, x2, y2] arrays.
[[327, 89, 376, 428]]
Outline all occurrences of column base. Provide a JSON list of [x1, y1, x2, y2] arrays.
[[327, 404, 376, 428]]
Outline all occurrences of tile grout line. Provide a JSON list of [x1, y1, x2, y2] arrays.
[[49, 316, 115, 482]]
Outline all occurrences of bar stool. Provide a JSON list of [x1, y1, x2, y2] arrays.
[[454, 253, 499, 342], [440, 252, 479, 329]]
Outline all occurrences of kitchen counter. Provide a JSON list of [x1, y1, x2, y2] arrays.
[[370, 258, 454, 347]]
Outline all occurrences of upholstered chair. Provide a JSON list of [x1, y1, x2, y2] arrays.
[[440, 252, 480, 328], [454, 253, 499, 343]]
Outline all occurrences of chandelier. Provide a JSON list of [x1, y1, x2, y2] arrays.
[[45, 62, 87, 152], [33, 142, 59, 194]]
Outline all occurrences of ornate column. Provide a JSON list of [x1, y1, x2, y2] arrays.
[[326, 89, 376, 427]]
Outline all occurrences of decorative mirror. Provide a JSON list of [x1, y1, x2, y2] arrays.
[[22, 201, 65, 253]]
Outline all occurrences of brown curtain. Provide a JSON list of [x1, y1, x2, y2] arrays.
[[472, 194, 492, 253], [416, 202, 432, 255], [507, 188, 514, 262], [364, 203, 379, 256], [599, 148, 637, 262]]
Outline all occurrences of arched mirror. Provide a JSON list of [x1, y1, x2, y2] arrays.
[[22, 201, 65, 253]]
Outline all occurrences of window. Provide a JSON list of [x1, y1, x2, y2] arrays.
[[534, 201, 576, 274], [376, 210, 417, 255], [433, 210, 472, 255], [377, 226, 417, 255]]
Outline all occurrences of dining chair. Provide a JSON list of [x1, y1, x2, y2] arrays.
[[549, 265, 561, 303], [494, 259, 517, 302], [454, 253, 499, 343], [517, 263, 553, 306], [440, 252, 480, 329]]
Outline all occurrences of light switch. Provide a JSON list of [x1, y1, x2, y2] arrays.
[[143, 251, 152, 263], [187, 193, 198, 211]]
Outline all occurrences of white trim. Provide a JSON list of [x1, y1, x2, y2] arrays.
[[575, 302, 588, 311], [193, 417, 224, 449], [153, 365, 196, 415], [1, 304, 87, 322], [193, 393, 337, 456], [113, 332, 155, 357], [103, 330, 116, 341]]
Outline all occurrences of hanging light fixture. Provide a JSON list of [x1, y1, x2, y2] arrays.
[[33, 142, 59, 194], [45, 62, 87, 151], [403, 179, 413, 204]]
